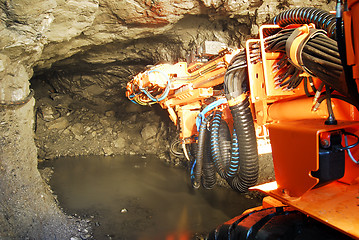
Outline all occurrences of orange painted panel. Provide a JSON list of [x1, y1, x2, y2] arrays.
[[254, 181, 359, 239], [269, 120, 359, 197]]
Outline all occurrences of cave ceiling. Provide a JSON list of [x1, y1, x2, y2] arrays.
[[1, 0, 335, 103]]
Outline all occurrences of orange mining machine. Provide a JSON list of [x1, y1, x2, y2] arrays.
[[127, 3, 359, 239]]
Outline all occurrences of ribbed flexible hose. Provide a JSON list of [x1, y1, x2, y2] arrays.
[[228, 130, 239, 178], [224, 50, 259, 192], [202, 128, 217, 189], [228, 97, 259, 192], [218, 120, 232, 170], [210, 111, 227, 179], [210, 114, 241, 180], [193, 113, 213, 188], [272, 7, 336, 39]]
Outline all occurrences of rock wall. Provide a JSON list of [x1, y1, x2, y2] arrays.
[[28, 0, 336, 120], [2, 0, 336, 80], [33, 78, 176, 160]]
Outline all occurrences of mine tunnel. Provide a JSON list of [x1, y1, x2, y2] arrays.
[[0, 0, 350, 239]]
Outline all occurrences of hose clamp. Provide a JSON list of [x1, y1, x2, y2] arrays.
[[227, 93, 247, 107], [285, 25, 327, 76]]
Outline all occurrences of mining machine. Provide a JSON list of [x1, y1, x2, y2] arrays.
[[126, 3, 359, 239]]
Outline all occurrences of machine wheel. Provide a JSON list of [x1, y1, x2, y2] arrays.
[[208, 206, 353, 240]]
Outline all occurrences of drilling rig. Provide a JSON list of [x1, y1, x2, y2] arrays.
[[127, 3, 359, 239]]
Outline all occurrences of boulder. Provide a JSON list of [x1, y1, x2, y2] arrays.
[[46, 116, 69, 130], [141, 124, 158, 141]]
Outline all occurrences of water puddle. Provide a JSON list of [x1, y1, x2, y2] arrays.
[[40, 155, 262, 239]]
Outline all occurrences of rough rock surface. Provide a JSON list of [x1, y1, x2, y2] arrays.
[[0, 0, 336, 238], [33, 78, 175, 160], [28, 0, 335, 115]]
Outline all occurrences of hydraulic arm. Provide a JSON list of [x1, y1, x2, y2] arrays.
[[126, 44, 239, 142]]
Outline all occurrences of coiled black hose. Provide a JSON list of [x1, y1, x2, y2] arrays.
[[228, 97, 259, 192], [202, 128, 217, 189], [192, 50, 258, 192], [193, 113, 213, 189], [210, 111, 227, 179], [210, 112, 240, 180], [225, 50, 259, 192], [272, 7, 336, 39], [228, 130, 240, 179], [218, 120, 232, 169]]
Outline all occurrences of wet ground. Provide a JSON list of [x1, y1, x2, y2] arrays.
[[40, 155, 262, 239]]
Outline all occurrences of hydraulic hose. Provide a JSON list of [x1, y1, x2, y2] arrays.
[[210, 111, 228, 179], [228, 96, 259, 192], [140, 69, 171, 102], [196, 98, 227, 131], [272, 7, 337, 39], [224, 49, 248, 98], [202, 128, 217, 189], [224, 50, 259, 192], [324, 85, 337, 125], [218, 120, 232, 169], [267, 7, 359, 110], [192, 113, 213, 189], [228, 130, 240, 179], [264, 26, 346, 94], [210, 113, 240, 180]]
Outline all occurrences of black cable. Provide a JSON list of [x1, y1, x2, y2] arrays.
[[339, 131, 359, 150], [272, 55, 288, 71], [324, 85, 337, 125], [302, 54, 342, 81], [224, 50, 248, 98], [291, 76, 304, 89], [308, 76, 317, 92], [226, 64, 247, 75], [309, 37, 340, 52], [265, 34, 291, 52], [264, 22, 345, 94], [233, 70, 241, 94], [318, 93, 355, 106], [302, 52, 343, 70], [276, 64, 295, 81], [279, 68, 300, 88], [224, 71, 234, 94], [305, 41, 341, 59], [303, 45, 343, 67], [304, 77, 314, 97]]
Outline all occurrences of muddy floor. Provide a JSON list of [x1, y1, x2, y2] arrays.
[[40, 155, 263, 240]]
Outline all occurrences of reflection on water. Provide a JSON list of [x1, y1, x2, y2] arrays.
[[41, 155, 261, 239]]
